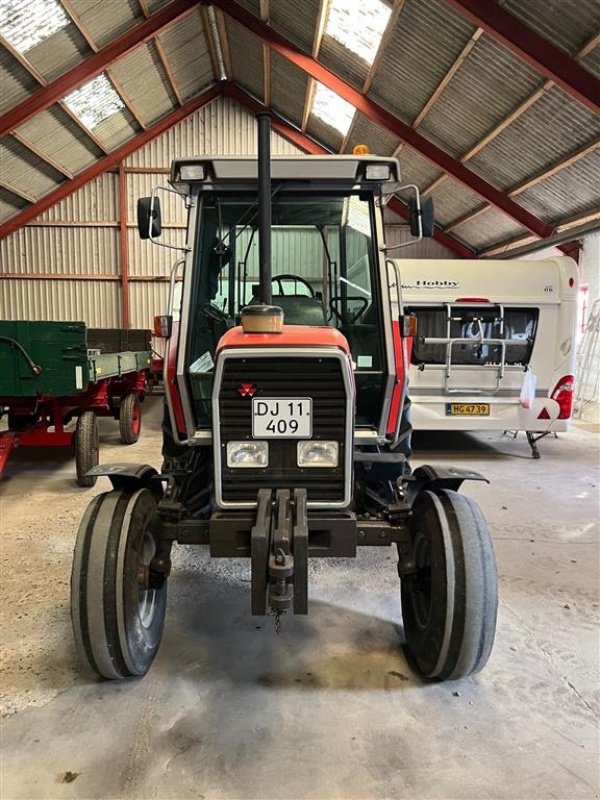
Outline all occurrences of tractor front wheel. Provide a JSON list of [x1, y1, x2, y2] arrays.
[[71, 488, 167, 679], [119, 393, 142, 444], [75, 410, 99, 487], [400, 489, 498, 681]]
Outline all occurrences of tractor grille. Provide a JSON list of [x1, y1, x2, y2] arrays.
[[217, 355, 348, 505]]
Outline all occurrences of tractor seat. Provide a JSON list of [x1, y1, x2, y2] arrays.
[[274, 295, 328, 326]]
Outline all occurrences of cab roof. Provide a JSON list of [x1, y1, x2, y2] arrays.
[[170, 155, 401, 187]]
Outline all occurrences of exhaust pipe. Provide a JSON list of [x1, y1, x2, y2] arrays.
[[256, 112, 272, 305]]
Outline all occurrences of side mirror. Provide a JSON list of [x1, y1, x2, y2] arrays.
[[137, 196, 162, 240], [408, 195, 434, 238]]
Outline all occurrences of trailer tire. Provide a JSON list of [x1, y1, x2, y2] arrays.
[[75, 411, 99, 487], [71, 488, 167, 680], [401, 489, 497, 681], [119, 393, 142, 445]]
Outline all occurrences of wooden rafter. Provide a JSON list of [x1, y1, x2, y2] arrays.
[[153, 37, 184, 106], [362, 0, 405, 95], [0, 84, 222, 240], [301, 0, 329, 132], [445, 137, 600, 233], [9, 132, 73, 179], [260, 0, 271, 107], [0, 180, 37, 204], [480, 209, 600, 258], [215, 9, 233, 80], [0, 33, 109, 154], [423, 31, 600, 197], [59, 0, 147, 130], [201, 6, 221, 84]]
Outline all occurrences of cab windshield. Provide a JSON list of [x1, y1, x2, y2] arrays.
[[185, 188, 387, 427]]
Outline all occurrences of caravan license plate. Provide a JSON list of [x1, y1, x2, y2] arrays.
[[252, 397, 312, 438], [445, 403, 490, 416]]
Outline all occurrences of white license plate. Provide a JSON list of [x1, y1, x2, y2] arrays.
[[252, 397, 312, 438]]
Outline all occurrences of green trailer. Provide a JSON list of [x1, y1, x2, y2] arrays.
[[0, 321, 154, 485]]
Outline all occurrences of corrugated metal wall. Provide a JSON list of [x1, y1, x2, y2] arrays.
[[0, 95, 456, 329]]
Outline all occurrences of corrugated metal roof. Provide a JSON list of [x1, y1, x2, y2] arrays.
[[0, 47, 38, 115], [517, 150, 600, 223], [368, 0, 476, 123], [270, 53, 309, 129], [306, 114, 345, 152], [91, 107, 138, 151], [13, 106, 100, 174], [503, 0, 600, 56], [428, 177, 483, 227], [19, 23, 87, 83], [109, 43, 174, 127], [226, 19, 264, 103], [451, 207, 527, 250], [0, 190, 25, 221], [157, 10, 215, 102], [468, 86, 600, 192], [581, 45, 600, 79], [345, 113, 400, 156], [396, 147, 443, 190], [419, 35, 544, 159], [0, 137, 62, 199], [319, 36, 369, 92], [270, 0, 320, 55], [69, 0, 142, 50]]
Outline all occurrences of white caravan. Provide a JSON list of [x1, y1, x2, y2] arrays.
[[394, 257, 579, 457]]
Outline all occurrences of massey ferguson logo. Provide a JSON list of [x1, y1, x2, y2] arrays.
[[401, 279, 460, 289]]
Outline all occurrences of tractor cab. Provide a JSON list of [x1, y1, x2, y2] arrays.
[[162, 153, 404, 443], [70, 116, 498, 685]]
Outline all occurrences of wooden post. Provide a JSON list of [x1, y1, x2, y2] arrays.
[[118, 163, 130, 328]]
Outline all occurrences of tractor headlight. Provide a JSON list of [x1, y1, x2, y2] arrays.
[[227, 441, 268, 468], [297, 440, 339, 468]]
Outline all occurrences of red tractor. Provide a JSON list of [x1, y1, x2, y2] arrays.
[[71, 115, 497, 682]]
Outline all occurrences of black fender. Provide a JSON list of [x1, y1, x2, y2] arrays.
[[85, 463, 163, 501], [405, 464, 488, 505]]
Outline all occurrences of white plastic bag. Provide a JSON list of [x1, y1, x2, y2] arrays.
[[520, 369, 537, 409]]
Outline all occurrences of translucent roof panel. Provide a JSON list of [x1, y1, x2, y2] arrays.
[[312, 83, 355, 136], [324, 0, 392, 65], [0, 0, 69, 53], [63, 74, 125, 130]]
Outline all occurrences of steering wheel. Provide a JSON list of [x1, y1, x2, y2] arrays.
[[328, 295, 369, 324], [272, 274, 315, 297]]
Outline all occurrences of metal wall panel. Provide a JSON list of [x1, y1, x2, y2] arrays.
[[383, 224, 459, 259], [1, 226, 120, 275], [128, 281, 170, 331], [35, 172, 118, 222], [0, 279, 121, 327]]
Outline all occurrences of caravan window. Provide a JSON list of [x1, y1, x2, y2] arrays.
[[405, 305, 539, 367]]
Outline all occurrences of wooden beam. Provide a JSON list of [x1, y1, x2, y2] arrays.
[[59, 0, 147, 130], [0, 181, 36, 204], [153, 37, 185, 106], [445, 136, 600, 232], [260, 0, 271, 107], [362, 0, 405, 95], [417, 32, 599, 197], [200, 6, 221, 84], [412, 28, 483, 128], [0, 34, 109, 154], [212, 0, 555, 240], [301, 0, 329, 133], [215, 9, 233, 79], [118, 163, 130, 328], [0, 84, 222, 240], [0, 0, 198, 137], [443, 0, 600, 114], [10, 132, 73, 179]]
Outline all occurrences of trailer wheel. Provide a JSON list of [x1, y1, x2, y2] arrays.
[[71, 488, 167, 680], [75, 410, 99, 487], [401, 489, 498, 681], [119, 393, 142, 445]]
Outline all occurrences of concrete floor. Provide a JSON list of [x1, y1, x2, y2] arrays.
[[1, 397, 598, 800]]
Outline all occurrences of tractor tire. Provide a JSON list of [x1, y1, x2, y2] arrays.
[[75, 411, 99, 487], [71, 488, 167, 680], [401, 489, 498, 681], [119, 393, 142, 445]]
